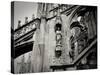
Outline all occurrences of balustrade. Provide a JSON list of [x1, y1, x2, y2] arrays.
[[14, 20, 38, 40]]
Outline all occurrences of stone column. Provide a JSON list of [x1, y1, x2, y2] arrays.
[[31, 11, 47, 72], [39, 16, 46, 72]]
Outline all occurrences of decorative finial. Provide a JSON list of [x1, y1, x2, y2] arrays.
[[18, 20, 21, 28], [32, 14, 35, 20], [25, 17, 28, 24]]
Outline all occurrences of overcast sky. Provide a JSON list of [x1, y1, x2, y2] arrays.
[[14, 1, 38, 30]]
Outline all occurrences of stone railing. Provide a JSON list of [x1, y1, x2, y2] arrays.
[[14, 18, 40, 41]]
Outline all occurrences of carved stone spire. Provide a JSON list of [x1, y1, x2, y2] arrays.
[[55, 5, 62, 24]]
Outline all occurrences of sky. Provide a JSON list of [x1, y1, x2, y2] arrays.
[[14, 1, 38, 30]]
